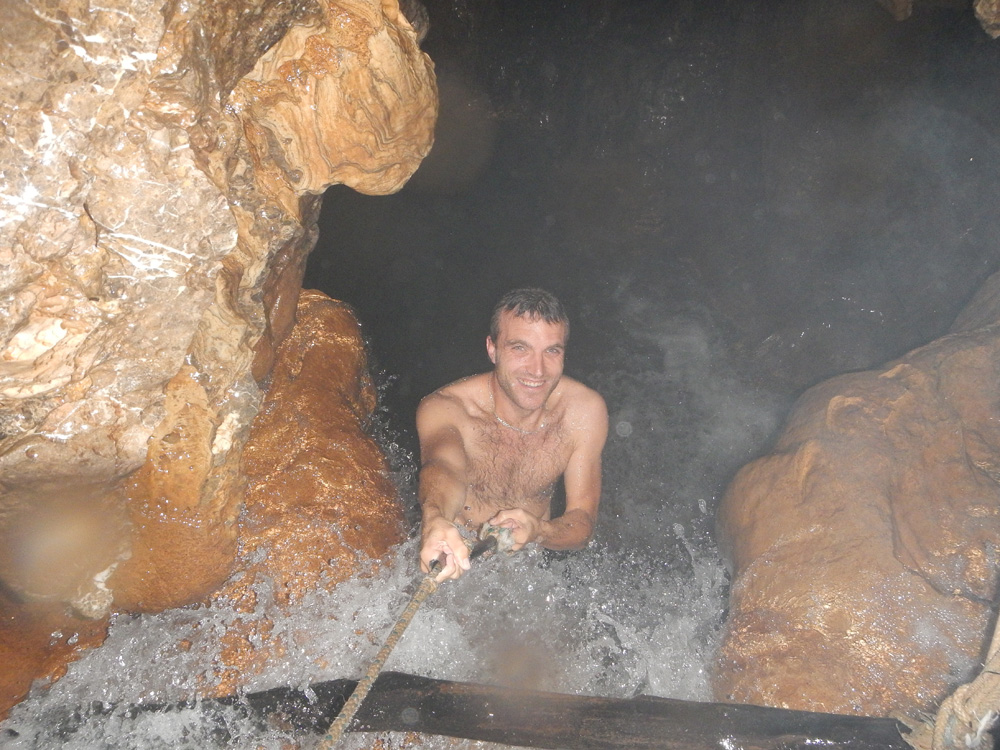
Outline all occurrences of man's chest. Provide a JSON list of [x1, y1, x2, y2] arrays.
[[465, 424, 571, 503]]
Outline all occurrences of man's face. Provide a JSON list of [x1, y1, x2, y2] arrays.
[[486, 310, 567, 413]]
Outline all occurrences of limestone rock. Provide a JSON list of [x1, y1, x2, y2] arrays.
[[0, 291, 408, 718], [0, 0, 434, 617], [0, 0, 434, 720], [210, 290, 405, 694], [714, 270, 1000, 717], [0, 591, 108, 721], [230, 0, 438, 197], [976, 0, 1000, 37], [875, 0, 1000, 36]]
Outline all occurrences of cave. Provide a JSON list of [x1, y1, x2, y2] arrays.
[[310, 0, 1000, 724], [2, 0, 1000, 747], [311, 0, 1000, 548]]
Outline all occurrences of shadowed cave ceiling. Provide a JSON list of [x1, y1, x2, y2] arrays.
[[1, 0, 1000, 728]]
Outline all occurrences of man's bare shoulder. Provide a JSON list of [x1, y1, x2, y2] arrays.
[[417, 374, 490, 426], [555, 377, 608, 432], [557, 376, 607, 412], [431, 373, 490, 400]]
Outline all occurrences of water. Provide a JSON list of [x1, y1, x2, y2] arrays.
[[1, 534, 726, 748], [7, 1, 1000, 746], [0, 276, 742, 750]]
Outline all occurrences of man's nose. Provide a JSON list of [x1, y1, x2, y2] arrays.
[[526, 351, 544, 376]]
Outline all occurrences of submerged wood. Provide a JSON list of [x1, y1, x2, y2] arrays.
[[57, 671, 912, 749]]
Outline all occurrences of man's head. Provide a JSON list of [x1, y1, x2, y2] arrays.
[[487, 289, 569, 414], [488, 288, 569, 343]]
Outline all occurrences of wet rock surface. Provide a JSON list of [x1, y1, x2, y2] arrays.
[[0, 593, 109, 724], [0, 291, 407, 717], [714, 270, 1000, 717], [210, 290, 405, 695], [0, 0, 434, 721]]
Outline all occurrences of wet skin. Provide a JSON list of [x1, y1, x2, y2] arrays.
[[417, 310, 608, 581]]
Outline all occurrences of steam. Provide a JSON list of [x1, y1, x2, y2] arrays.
[[2, 539, 726, 749], [590, 280, 785, 556]]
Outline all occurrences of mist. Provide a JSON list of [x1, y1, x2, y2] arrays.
[[4, 4, 999, 745], [306, 0, 1000, 555]]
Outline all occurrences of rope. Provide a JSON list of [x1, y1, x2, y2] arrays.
[[318, 534, 500, 748], [905, 618, 1000, 750], [318, 573, 439, 748]]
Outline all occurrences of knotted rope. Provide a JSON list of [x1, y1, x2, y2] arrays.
[[319, 532, 505, 748], [319, 571, 439, 748], [905, 618, 1000, 750]]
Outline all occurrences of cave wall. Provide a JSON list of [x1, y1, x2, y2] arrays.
[[0, 0, 435, 720], [714, 270, 1000, 717], [0, 0, 435, 617], [878, 0, 1000, 37]]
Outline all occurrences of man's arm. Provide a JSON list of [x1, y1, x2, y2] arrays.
[[492, 388, 608, 551], [417, 393, 473, 580]]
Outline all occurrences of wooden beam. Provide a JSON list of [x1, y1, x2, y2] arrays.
[[221, 671, 913, 749]]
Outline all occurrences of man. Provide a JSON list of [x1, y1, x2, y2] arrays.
[[418, 288, 608, 580]]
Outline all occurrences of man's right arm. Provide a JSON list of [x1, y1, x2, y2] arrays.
[[417, 393, 472, 580]]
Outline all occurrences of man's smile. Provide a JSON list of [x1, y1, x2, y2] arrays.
[[518, 378, 546, 388]]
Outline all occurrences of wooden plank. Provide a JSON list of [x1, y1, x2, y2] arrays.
[[227, 671, 913, 749]]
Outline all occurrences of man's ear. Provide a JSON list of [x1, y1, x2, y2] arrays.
[[486, 335, 496, 364]]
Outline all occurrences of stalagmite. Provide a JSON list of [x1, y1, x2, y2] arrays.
[[875, 0, 1000, 37], [0, 0, 436, 720], [209, 290, 406, 695], [714, 270, 1000, 718]]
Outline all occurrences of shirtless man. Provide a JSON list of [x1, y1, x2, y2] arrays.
[[417, 288, 608, 581]]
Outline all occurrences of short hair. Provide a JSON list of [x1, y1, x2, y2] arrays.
[[489, 288, 569, 342]]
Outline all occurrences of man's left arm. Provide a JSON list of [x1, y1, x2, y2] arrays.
[[536, 389, 608, 550]]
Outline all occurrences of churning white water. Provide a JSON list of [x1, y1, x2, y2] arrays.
[[0, 300, 764, 750], [0, 527, 727, 749]]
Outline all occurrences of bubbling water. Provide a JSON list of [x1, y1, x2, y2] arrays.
[[1, 352, 734, 749], [1, 531, 726, 749]]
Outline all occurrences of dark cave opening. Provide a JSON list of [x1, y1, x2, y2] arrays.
[[306, 0, 1000, 553]]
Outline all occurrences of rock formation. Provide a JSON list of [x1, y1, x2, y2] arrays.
[[877, 0, 1000, 37], [975, 0, 1000, 36], [211, 290, 406, 695], [714, 270, 1000, 717], [0, 0, 435, 720]]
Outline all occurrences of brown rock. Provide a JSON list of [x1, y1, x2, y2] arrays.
[[976, 0, 1000, 37], [210, 290, 405, 695], [1, 0, 433, 614], [0, 293, 406, 717], [714, 270, 1000, 717], [107, 364, 244, 611], [230, 0, 437, 197], [0, 591, 108, 722], [0, 0, 434, 721]]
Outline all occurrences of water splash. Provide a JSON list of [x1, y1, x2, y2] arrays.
[[1, 535, 727, 749]]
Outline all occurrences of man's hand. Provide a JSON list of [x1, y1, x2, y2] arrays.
[[420, 516, 471, 581], [488, 508, 543, 552]]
